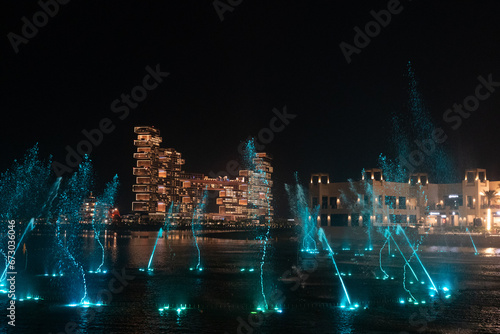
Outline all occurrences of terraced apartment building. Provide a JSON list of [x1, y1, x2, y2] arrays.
[[132, 126, 273, 222]]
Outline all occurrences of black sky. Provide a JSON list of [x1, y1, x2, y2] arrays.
[[2, 1, 500, 217]]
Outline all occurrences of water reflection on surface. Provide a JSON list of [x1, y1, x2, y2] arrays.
[[2, 230, 500, 333]]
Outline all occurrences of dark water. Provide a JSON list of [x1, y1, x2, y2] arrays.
[[1, 229, 500, 334]]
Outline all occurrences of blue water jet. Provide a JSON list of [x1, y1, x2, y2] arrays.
[[0, 218, 35, 283], [318, 228, 351, 306], [285, 172, 319, 253], [91, 175, 119, 273], [465, 227, 478, 255], [378, 233, 390, 279], [147, 227, 163, 271], [396, 225, 437, 291], [191, 190, 207, 271], [387, 230, 419, 282], [242, 139, 273, 310]]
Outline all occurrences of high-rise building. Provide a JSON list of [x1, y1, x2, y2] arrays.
[[240, 152, 274, 221], [132, 126, 185, 219], [80, 192, 96, 223], [132, 126, 274, 222]]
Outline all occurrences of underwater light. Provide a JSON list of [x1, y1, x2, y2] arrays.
[[443, 287, 449, 292], [249, 268, 254, 272], [240, 268, 246, 272], [399, 299, 405, 304]]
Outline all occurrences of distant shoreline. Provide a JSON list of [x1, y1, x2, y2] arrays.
[[27, 225, 500, 248]]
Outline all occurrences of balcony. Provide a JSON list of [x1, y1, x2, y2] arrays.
[[134, 126, 160, 135], [134, 140, 152, 147], [133, 152, 150, 159], [133, 168, 150, 176], [132, 185, 152, 192], [135, 194, 150, 201], [132, 202, 149, 211], [136, 177, 151, 184]]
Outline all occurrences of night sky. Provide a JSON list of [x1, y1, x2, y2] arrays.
[[2, 1, 500, 217]]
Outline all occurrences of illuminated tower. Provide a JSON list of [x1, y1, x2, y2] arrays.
[[132, 126, 185, 218], [240, 152, 274, 221]]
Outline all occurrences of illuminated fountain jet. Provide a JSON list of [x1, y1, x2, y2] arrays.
[[285, 172, 319, 254]]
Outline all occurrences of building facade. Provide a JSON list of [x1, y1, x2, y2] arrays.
[[132, 126, 185, 220], [309, 168, 500, 229], [132, 126, 273, 222]]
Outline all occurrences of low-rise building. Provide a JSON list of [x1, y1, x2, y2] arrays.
[[309, 168, 500, 229]]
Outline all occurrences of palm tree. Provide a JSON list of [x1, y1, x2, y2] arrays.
[[481, 190, 500, 208], [481, 190, 499, 231]]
